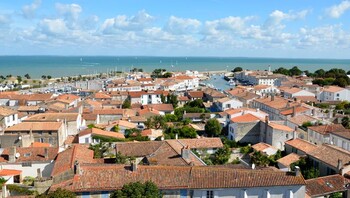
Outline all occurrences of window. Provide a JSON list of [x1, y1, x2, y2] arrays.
[[286, 134, 289, 139], [39, 138, 44, 143], [206, 191, 214, 198], [24, 153, 31, 157], [22, 162, 32, 167]]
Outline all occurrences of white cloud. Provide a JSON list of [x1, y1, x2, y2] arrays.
[[164, 16, 201, 34], [55, 3, 82, 21], [0, 14, 10, 25], [264, 10, 308, 30], [39, 19, 68, 35], [101, 10, 154, 34], [327, 1, 350, 18], [203, 16, 253, 35], [22, 0, 41, 19]]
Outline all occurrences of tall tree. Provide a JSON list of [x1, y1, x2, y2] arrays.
[[205, 118, 222, 137], [110, 181, 161, 198]]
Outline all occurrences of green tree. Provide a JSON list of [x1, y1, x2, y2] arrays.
[[178, 125, 197, 138], [273, 67, 290, 75], [41, 75, 47, 80], [163, 72, 173, 78], [110, 181, 161, 198], [122, 98, 131, 109], [251, 151, 270, 167], [17, 76, 22, 84], [36, 188, 75, 198], [115, 151, 127, 164], [232, 67, 243, 72], [314, 69, 325, 78], [160, 94, 166, 103], [164, 114, 178, 122], [333, 77, 349, 87], [112, 125, 120, 132], [289, 66, 302, 76], [342, 116, 350, 129], [205, 119, 222, 137], [152, 115, 166, 129], [329, 192, 343, 198], [144, 117, 153, 129], [89, 142, 108, 158], [212, 146, 231, 165], [24, 73, 31, 79], [167, 94, 178, 108], [302, 121, 312, 128], [0, 177, 7, 185], [291, 157, 319, 179], [47, 75, 52, 80]]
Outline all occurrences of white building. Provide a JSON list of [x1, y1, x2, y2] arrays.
[[0, 147, 58, 178], [317, 86, 350, 102], [283, 87, 315, 99], [0, 107, 19, 129], [215, 97, 243, 112]]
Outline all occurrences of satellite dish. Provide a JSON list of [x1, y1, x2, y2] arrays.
[[18, 136, 22, 140], [15, 153, 20, 158]]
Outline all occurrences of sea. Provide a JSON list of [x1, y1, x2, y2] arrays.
[[0, 56, 349, 78]]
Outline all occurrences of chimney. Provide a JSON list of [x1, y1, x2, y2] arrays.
[[256, 108, 259, 112], [161, 136, 164, 141], [37, 168, 42, 179], [265, 115, 269, 124], [9, 146, 16, 163], [293, 126, 297, 140], [337, 159, 343, 170], [292, 106, 296, 117], [184, 110, 187, 115], [312, 108, 316, 116], [44, 148, 49, 159], [181, 146, 190, 160], [271, 94, 275, 101], [295, 166, 301, 176], [131, 162, 137, 172], [175, 133, 178, 140], [74, 160, 80, 175]]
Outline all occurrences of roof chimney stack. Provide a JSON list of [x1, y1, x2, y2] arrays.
[[44, 148, 49, 159], [74, 160, 80, 175], [292, 106, 296, 117], [271, 94, 275, 101], [337, 159, 343, 171], [181, 146, 190, 160], [131, 162, 137, 172], [9, 146, 16, 163], [295, 166, 301, 176]]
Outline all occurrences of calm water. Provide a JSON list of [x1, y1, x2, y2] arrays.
[[0, 56, 349, 78]]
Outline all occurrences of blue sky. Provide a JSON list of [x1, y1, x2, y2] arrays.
[[0, 0, 350, 58]]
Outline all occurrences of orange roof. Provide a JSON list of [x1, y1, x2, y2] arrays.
[[0, 169, 22, 176], [252, 142, 272, 151], [285, 138, 318, 154], [280, 106, 310, 115], [277, 153, 301, 167], [230, 113, 261, 123], [5, 122, 62, 131], [109, 120, 137, 129], [284, 87, 303, 94], [79, 128, 125, 139], [323, 86, 344, 93], [31, 142, 51, 147], [268, 122, 294, 132]]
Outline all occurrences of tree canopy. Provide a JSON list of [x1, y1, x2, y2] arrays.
[[205, 118, 222, 137], [110, 181, 161, 198], [232, 67, 243, 72]]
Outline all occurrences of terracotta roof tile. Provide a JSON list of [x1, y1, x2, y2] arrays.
[[94, 109, 124, 115], [79, 128, 125, 139], [230, 113, 261, 123], [52, 164, 305, 192], [0, 147, 58, 163], [146, 104, 174, 112], [268, 122, 294, 132], [308, 144, 350, 169], [277, 153, 301, 167], [0, 169, 22, 176], [5, 122, 62, 131], [31, 142, 51, 147], [0, 106, 17, 116], [25, 113, 78, 122], [323, 86, 344, 93], [309, 124, 346, 135], [306, 175, 348, 197], [252, 142, 272, 152], [285, 138, 318, 154], [51, 145, 96, 177]]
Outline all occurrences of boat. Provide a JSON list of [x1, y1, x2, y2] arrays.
[[228, 79, 236, 86]]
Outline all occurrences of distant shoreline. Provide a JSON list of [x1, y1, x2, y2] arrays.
[[0, 56, 349, 78]]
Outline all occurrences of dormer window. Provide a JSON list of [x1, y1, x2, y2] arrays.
[[24, 153, 31, 157]]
